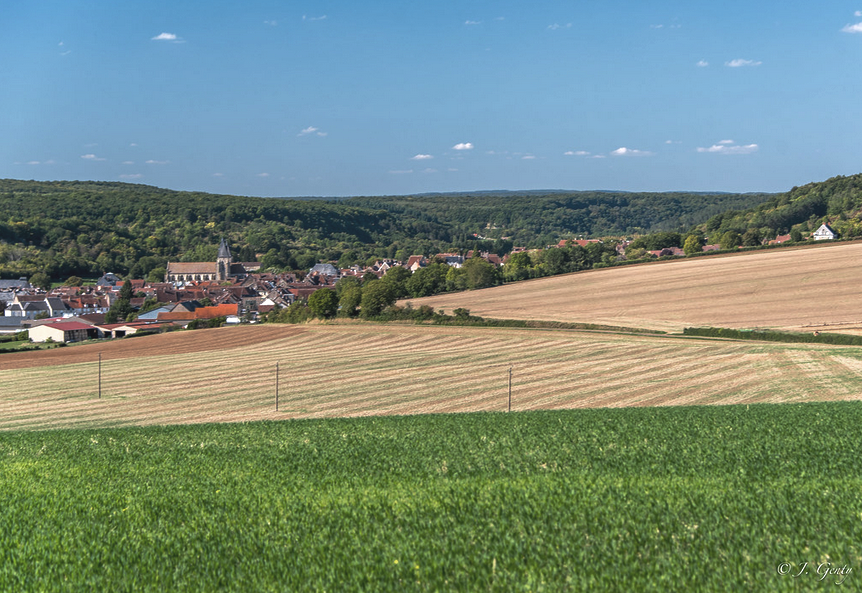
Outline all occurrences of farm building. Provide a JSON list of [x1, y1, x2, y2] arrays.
[[29, 322, 99, 343], [96, 321, 169, 339]]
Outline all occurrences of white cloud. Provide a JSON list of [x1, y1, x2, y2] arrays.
[[264, 20, 277, 26], [696, 142, 758, 155], [119, 174, 143, 179], [421, 168, 438, 173], [389, 169, 413, 175], [465, 20, 482, 25], [129, 143, 138, 147], [842, 22, 862, 33], [257, 173, 270, 177], [610, 147, 653, 156], [145, 159, 169, 165], [725, 59, 762, 67], [521, 155, 536, 160], [81, 154, 106, 161], [298, 126, 327, 137], [303, 15, 327, 21], [411, 154, 433, 160], [696, 60, 709, 67], [122, 161, 135, 165], [452, 142, 474, 150], [548, 23, 572, 30], [26, 161, 40, 165], [856, 11, 862, 17], [212, 173, 224, 177], [151, 32, 183, 42], [564, 150, 590, 156]]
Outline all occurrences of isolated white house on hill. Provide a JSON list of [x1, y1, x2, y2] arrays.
[[813, 224, 837, 241]]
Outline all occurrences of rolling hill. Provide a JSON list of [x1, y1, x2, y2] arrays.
[[404, 241, 862, 333]]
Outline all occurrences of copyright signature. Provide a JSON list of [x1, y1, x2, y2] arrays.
[[777, 562, 852, 584]]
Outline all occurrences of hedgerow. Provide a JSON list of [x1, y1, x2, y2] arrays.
[[683, 326, 862, 345]]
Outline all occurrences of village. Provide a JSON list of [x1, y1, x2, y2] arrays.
[[0, 236, 512, 343], [0, 224, 837, 344]]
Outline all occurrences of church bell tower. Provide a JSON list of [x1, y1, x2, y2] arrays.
[[216, 238, 232, 281]]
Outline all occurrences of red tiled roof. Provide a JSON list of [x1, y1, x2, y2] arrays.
[[156, 303, 238, 321]]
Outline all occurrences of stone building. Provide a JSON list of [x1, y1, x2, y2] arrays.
[[165, 239, 261, 284]]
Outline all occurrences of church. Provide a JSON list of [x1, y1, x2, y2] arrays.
[[164, 239, 261, 284]]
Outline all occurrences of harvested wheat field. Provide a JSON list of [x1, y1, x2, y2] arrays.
[[408, 242, 862, 333], [3, 323, 862, 431]]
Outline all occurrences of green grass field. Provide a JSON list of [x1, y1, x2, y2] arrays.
[[1, 402, 860, 591]]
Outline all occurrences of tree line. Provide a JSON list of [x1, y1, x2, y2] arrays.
[[0, 179, 773, 281]]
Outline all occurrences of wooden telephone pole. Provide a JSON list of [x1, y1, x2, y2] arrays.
[[507, 365, 512, 412]]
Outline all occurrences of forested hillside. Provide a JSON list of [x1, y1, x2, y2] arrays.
[[704, 173, 862, 241], [0, 180, 445, 280], [0, 179, 773, 280], [346, 190, 774, 246]]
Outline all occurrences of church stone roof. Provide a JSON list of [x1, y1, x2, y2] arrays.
[[165, 262, 217, 275]]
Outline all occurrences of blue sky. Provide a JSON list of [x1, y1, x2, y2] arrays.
[[3, 1, 862, 197]]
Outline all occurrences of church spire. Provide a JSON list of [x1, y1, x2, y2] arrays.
[[216, 238, 232, 281], [217, 238, 232, 260]]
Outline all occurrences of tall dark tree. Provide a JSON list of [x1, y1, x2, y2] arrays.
[[360, 280, 396, 318], [308, 288, 338, 319]]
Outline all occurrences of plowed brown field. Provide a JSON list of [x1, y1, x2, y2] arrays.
[[1, 324, 294, 370], [3, 323, 862, 431], [406, 242, 862, 333]]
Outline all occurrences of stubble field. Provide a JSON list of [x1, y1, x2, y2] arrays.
[[3, 323, 862, 431], [408, 242, 862, 333]]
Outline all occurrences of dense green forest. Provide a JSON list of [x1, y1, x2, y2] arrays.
[[702, 173, 862, 241], [0, 179, 774, 280], [345, 190, 774, 246]]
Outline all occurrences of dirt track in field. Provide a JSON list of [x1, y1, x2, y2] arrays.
[[406, 242, 862, 333], [0, 325, 300, 370]]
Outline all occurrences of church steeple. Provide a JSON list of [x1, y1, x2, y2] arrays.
[[217, 238, 232, 260], [216, 238, 232, 281]]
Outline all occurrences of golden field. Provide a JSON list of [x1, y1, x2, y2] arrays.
[[3, 323, 862, 430], [5, 242, 862, 430], [407, 242, 862, 333]]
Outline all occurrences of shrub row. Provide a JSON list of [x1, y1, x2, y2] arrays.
[[372, 304, 665, 334], [683, 326, 862, 345]]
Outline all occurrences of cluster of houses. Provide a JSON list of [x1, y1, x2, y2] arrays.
[[0, 244, 510, 343]]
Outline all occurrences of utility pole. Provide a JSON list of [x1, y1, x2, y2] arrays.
[[507, 365, 512, 412]]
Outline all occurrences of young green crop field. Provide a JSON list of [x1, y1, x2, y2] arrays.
[[3, 324, 862, 431], [1, 403, 860, 591]]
